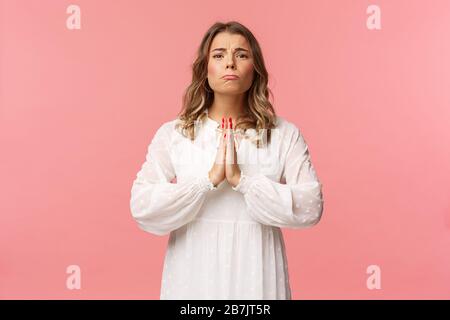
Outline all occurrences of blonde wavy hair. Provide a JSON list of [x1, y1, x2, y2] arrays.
[[175, 21, 277, 148]]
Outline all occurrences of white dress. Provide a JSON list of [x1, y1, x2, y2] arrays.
[[129, 110, 324, 300]]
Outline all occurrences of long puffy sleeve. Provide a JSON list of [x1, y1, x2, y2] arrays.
[[232, 126, 324, 229], [130, 122, 217, 236]]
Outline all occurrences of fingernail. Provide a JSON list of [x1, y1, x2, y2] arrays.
[[229, 117, 233, 129], [224, 133, 226, 138], [221, 118, 224, 129]]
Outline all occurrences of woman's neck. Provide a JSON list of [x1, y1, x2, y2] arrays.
[[208, 93, 247, 122]]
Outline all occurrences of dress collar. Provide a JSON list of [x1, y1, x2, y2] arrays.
[[202, 108, 252, 137], [203, 108, 221, 130]]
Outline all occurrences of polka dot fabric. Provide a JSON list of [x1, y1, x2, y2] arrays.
[[130, 111, 324, 299]]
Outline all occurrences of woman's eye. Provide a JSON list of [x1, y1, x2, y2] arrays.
[[213, 54, 249, 59]]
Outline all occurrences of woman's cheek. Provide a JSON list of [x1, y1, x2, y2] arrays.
[[208, 62, 220, 78], [242, 63, 255, 83]]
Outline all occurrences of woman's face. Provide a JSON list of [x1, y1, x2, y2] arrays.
[[207, 32, 255, 95]]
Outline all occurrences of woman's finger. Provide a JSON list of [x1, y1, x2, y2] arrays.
[[226, 117, 236, 164]]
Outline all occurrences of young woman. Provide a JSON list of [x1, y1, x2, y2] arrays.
[[130, 21, 324, 300]]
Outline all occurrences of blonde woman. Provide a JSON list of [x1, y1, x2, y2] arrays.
[[130, 21, 324, 300]]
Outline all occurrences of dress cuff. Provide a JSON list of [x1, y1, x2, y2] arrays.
[[231, 173, 257, 194], [194, 174, 218, 193]]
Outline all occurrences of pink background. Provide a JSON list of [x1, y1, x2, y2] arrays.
[[1, 0, 450, 299]]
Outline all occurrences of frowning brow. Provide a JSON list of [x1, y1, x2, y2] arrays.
[[211, 47, 249, 53]]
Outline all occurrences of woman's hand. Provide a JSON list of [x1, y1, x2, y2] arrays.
[[225, 117, 241, 188], [208, 118, 227, 187], [208, 116, 241, 188]]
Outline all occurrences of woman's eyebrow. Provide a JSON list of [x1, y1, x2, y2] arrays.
[[211, 47, 249, 53]]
